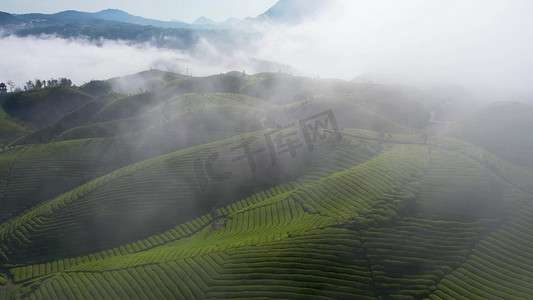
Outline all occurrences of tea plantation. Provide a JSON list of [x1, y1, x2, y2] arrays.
[[1, 71, 532, 299]]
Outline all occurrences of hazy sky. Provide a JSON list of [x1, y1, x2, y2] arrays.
[[1, 0, 279, 22]]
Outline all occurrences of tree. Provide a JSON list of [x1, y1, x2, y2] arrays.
[[47, 79, 59, 87], [59, 78, 72, 88], [35, 79, 43, 89], [6, 80, 15, 92], [24, 80, 34, 91]]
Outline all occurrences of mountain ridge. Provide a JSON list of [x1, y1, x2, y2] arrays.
[[0, 0, 326, 30]]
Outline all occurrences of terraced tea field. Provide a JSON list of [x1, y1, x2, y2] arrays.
[[2, 132, 532, 299], [1, 72, 532, 299]]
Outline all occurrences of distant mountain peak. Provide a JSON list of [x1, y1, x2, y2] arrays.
[[94, 9, 139, 20], [95, 9, 134, 18], [257, 0, 330, 24], [99, 8, 126, 13], [193, 16, 216, 25]]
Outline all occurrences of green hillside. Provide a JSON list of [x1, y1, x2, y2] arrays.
[[0, 107, 30, 146], [10, 93, 125, 145], [0, 94, 274, 223], [2, 134, 532, 299], [0, 87, 94, 128], [0, 71, 532, 299], [106, 70, 183, 95]]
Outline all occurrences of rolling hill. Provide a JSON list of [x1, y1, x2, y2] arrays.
[[0, 87, 93, 128], [0, 70, 532, 299], [0, 107, 29, 146]]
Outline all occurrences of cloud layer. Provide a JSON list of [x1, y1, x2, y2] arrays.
[[255, 0, 533, 91], [2, 0, 533, 94]]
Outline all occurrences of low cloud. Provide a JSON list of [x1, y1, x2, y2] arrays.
[[0, 35, 175, 86], [0, 34, 258, 87], [254, 0, 533, 93]]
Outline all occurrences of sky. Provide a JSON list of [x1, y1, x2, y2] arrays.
[[1, 0, 279, 22]]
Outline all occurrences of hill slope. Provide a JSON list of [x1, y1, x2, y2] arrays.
[[2, 132, 532, 299], [0, 87, 93, 128], [0, 107, 29, 146], [0, 70, 532, 299]]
